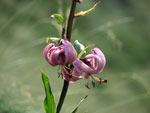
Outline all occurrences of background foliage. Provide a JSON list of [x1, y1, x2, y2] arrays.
[[0, 0, 149, 113]]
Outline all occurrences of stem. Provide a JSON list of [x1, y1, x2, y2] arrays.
[[61, 26, 65, 38], [56, 80, 69, 113], [57, 0, 77, 113], [66, 0, 77, 41]]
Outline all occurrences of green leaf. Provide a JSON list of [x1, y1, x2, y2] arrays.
[[41, 71, 56, 113], [74, 1, 101, 17], [78, 44, 95, 59], [46, 37, 60, 44], [73, 40, 86, 56], [71, 95, 88, 113], [50, 14, 64, 24]]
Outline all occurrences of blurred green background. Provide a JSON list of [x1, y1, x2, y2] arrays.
[[0, 0, 149, 113]]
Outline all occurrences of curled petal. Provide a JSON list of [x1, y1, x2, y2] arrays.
[[43, 43, 55, 65], [62, 68, 80, 83], [61, 39, 77, 64], [73, 59, 93, 78], [85, 54, 104, 73], [91, 48, 106, 71], [72, 68, 89, 79], [50, 46, 65, 65]]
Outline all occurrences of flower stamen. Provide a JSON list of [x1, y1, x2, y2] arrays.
[[90, 75, 107, 84]]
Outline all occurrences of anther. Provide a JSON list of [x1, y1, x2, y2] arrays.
[[85, 83, 90, 89]]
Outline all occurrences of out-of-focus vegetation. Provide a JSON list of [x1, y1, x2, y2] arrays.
[[0, 0, 149, 113]]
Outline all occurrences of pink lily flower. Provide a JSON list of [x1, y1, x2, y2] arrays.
[[62, 48, 106, 83], [43, 39, 77, 66]]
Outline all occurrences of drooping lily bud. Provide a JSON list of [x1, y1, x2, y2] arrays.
[[43, 39, 77, 66]]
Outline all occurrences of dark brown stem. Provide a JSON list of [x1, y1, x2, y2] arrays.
[[57, 1, 77, 113], [56, 80, 69, 113], [61, 26, 66, 39], [66, 0, 77, 41]]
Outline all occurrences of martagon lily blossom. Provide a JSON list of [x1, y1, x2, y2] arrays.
[[62, 48, 106, 83], [43, 39, 77, 66]]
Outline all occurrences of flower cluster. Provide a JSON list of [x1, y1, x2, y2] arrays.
[[43, 39, 106, 83]]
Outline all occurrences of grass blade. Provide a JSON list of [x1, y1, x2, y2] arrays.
[[71, 95, 88, 113]]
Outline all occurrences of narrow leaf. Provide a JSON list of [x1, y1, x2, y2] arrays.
[[78, 44, 94, 58], [74, 1, 101, 17], [41, 71, 56, 113], [46, 38, 51, 44], [71, 95, 88, 113], [46, 37, 60, 44], [51, 14, 64, 24], [73, 40, 86, 55]]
